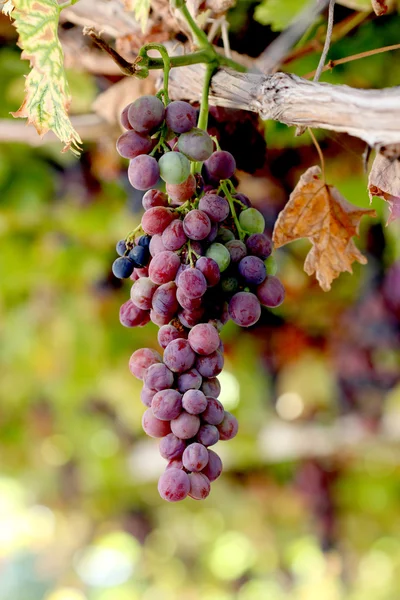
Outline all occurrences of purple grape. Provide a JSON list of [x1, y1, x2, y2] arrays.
[[205, 151, 236, 180], [128, 155, 160, 191], [152, 282, 179, 317], [195, 257, 220, 287], [166, 174, 196, 205], [163, 338, 196, 373], [256, 276, 285, 307], [383, 261, 400, 314], [183, 210, 211, 241], [142, 189, 168, 210], [205, 222, 218, 243], [116, 239, 127, 256], [119, 299, 149, 327], [171, 412, 200, 439], [150, 309, 171, 327], [226, 240, 247, 263], [202, 397, 225, 425], [166, 457, 184, 470], [201, 449, 222, 481], [217, 411, 239, 440], [149, 234, 168, 257], [196, 424, 219, 446], [142, 409, 171, 438], [233, 193, 251, 208], [246, 233, 272, 259], [162, 219, 187, 251], [142, 207, 176, 236], [159, 433, 186, 460], [143, 362, 174, 391], [151, 388, 182, 420], [140, 387, 156, 407], [113, 257, 135, 279], [195, 351, 224, 377], [165, 101, 197, 134], [128, 95, 165, 134], [128, 348, 161, 380], [198, 194, 230, 223], [176, 286, 203, 310], [188, 323, 220, 355], [178, 308, 205, 329], [228, 292, 261, 327], [178, 128, 214, 161], [120, 103, 133, 130], [130, 277, 158, 311], [182, 389, 208, 415], [158, 468, 190, 502], [149, 251, 181, 285], [157, 324, 184, 349], [238, 256, 267, 285], [188, 472, 211, 500], [182, 442, 209, 472], [201, 377, 221, 398], [116, 130, 154, 159], [177, 368, 202, 393], [178, 268, 207, 299]]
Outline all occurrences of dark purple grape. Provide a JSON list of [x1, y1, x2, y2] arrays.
[[182, 389, 208, 415], [205, 151, 236, 180], [142, 409, 171, 438], [157, 324, 185, 349], [119, 299, 149, 327], [120, 103, 133, 130], [165, 101, 197, 134], [228, 291, 261, 327], [177, 368, 202, 393], [196, 424, 219, 446], [201, 449, 222, 481], [128, 155, 160, 191], [142, 189, 168, 210], [151, 388, 182, 420], [143, 362, 174, 391], [246, 233, 272, 259], [138, 235, 151, 249], [128, 245, 149, 267], [195, 351, 224, 377], [163, 338, 196, 373], [195, 257, 220, 287], [116, 130, 154, 159], [162, 219, 187, 251], [183, 210, 211, 241], [159, 433, 186, 460], [131, 277, 158, 311], [238, 255, 267, 285], [383, 261, 400, 314], [128, 95, 165, 134], [188, 323, 220, 355], [217, 411, 239, 440], [182, 442, 209, 471], [158, 468, 190, 502], [256, 276, 285, 307], [171, 412, 201, 439], [178, 268, 207, 299], [142, 207, 176, 236], [116, 239, 127, 256], [128, 348, 161, 380], [149, 251, 181, 285], [201, 377, 221, 398], [221, 276, 239, 294], [205, 222, 218, 243], [233, 193, 251, 208], [226, 240, 247, 263], [202, 397, 224, 425], [178, 128, 213, 161], [140, 387, 156, 407], [199, 194, 230, 223], [113, 256, 135, 278], [152, 281, 178, 317]]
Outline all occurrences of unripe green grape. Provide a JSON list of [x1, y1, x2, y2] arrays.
[[239, 208, 265, 234], [206, 243, 231, 272], [159, 152, 191, 185], [265, 255, 278, 276]]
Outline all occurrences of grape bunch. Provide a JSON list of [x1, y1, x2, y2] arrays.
[[114, 94, 285, 501]]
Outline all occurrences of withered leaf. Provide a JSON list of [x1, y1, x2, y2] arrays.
[[368, 153, 400, 224], [273, 166, 376, 292], [371, 0, 389, 15]]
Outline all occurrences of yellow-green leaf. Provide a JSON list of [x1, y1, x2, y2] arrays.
[[124, 0, 151, 32], [3, 0, 81, 155], [2, 0, 14, 16]]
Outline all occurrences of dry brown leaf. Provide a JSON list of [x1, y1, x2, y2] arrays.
[[371, 0, 388, 15], [273, 166, 376, 292], [368, 153, 400, 224]]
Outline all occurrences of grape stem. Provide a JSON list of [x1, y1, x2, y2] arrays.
[[140, 43, 171, 104], [220, 180, 246, 241], [125, 224, 145, 247], [194, 63, 216, 173]]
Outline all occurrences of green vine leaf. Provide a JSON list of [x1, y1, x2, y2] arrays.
[[124, 0, 151, 32], [3, 0, 82, 155]]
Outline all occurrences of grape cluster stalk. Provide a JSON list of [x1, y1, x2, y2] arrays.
[[114, 95, 285, 501]]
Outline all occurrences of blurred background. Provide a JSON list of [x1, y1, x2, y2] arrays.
[[0, 1, 400, 598]]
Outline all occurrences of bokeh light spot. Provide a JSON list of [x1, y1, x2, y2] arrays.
[[218, 370, 240, 410], [90, 428, 119, 457], [44, 588, 87, 600], [208, 531, 255, 580], [276, 392, 303, 420]]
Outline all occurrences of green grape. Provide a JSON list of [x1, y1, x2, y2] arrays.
[[265, 255, 278, 276], [239, 208, 265, 234], [159, 152, 191, 185], [206, 243, 231, 272]]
